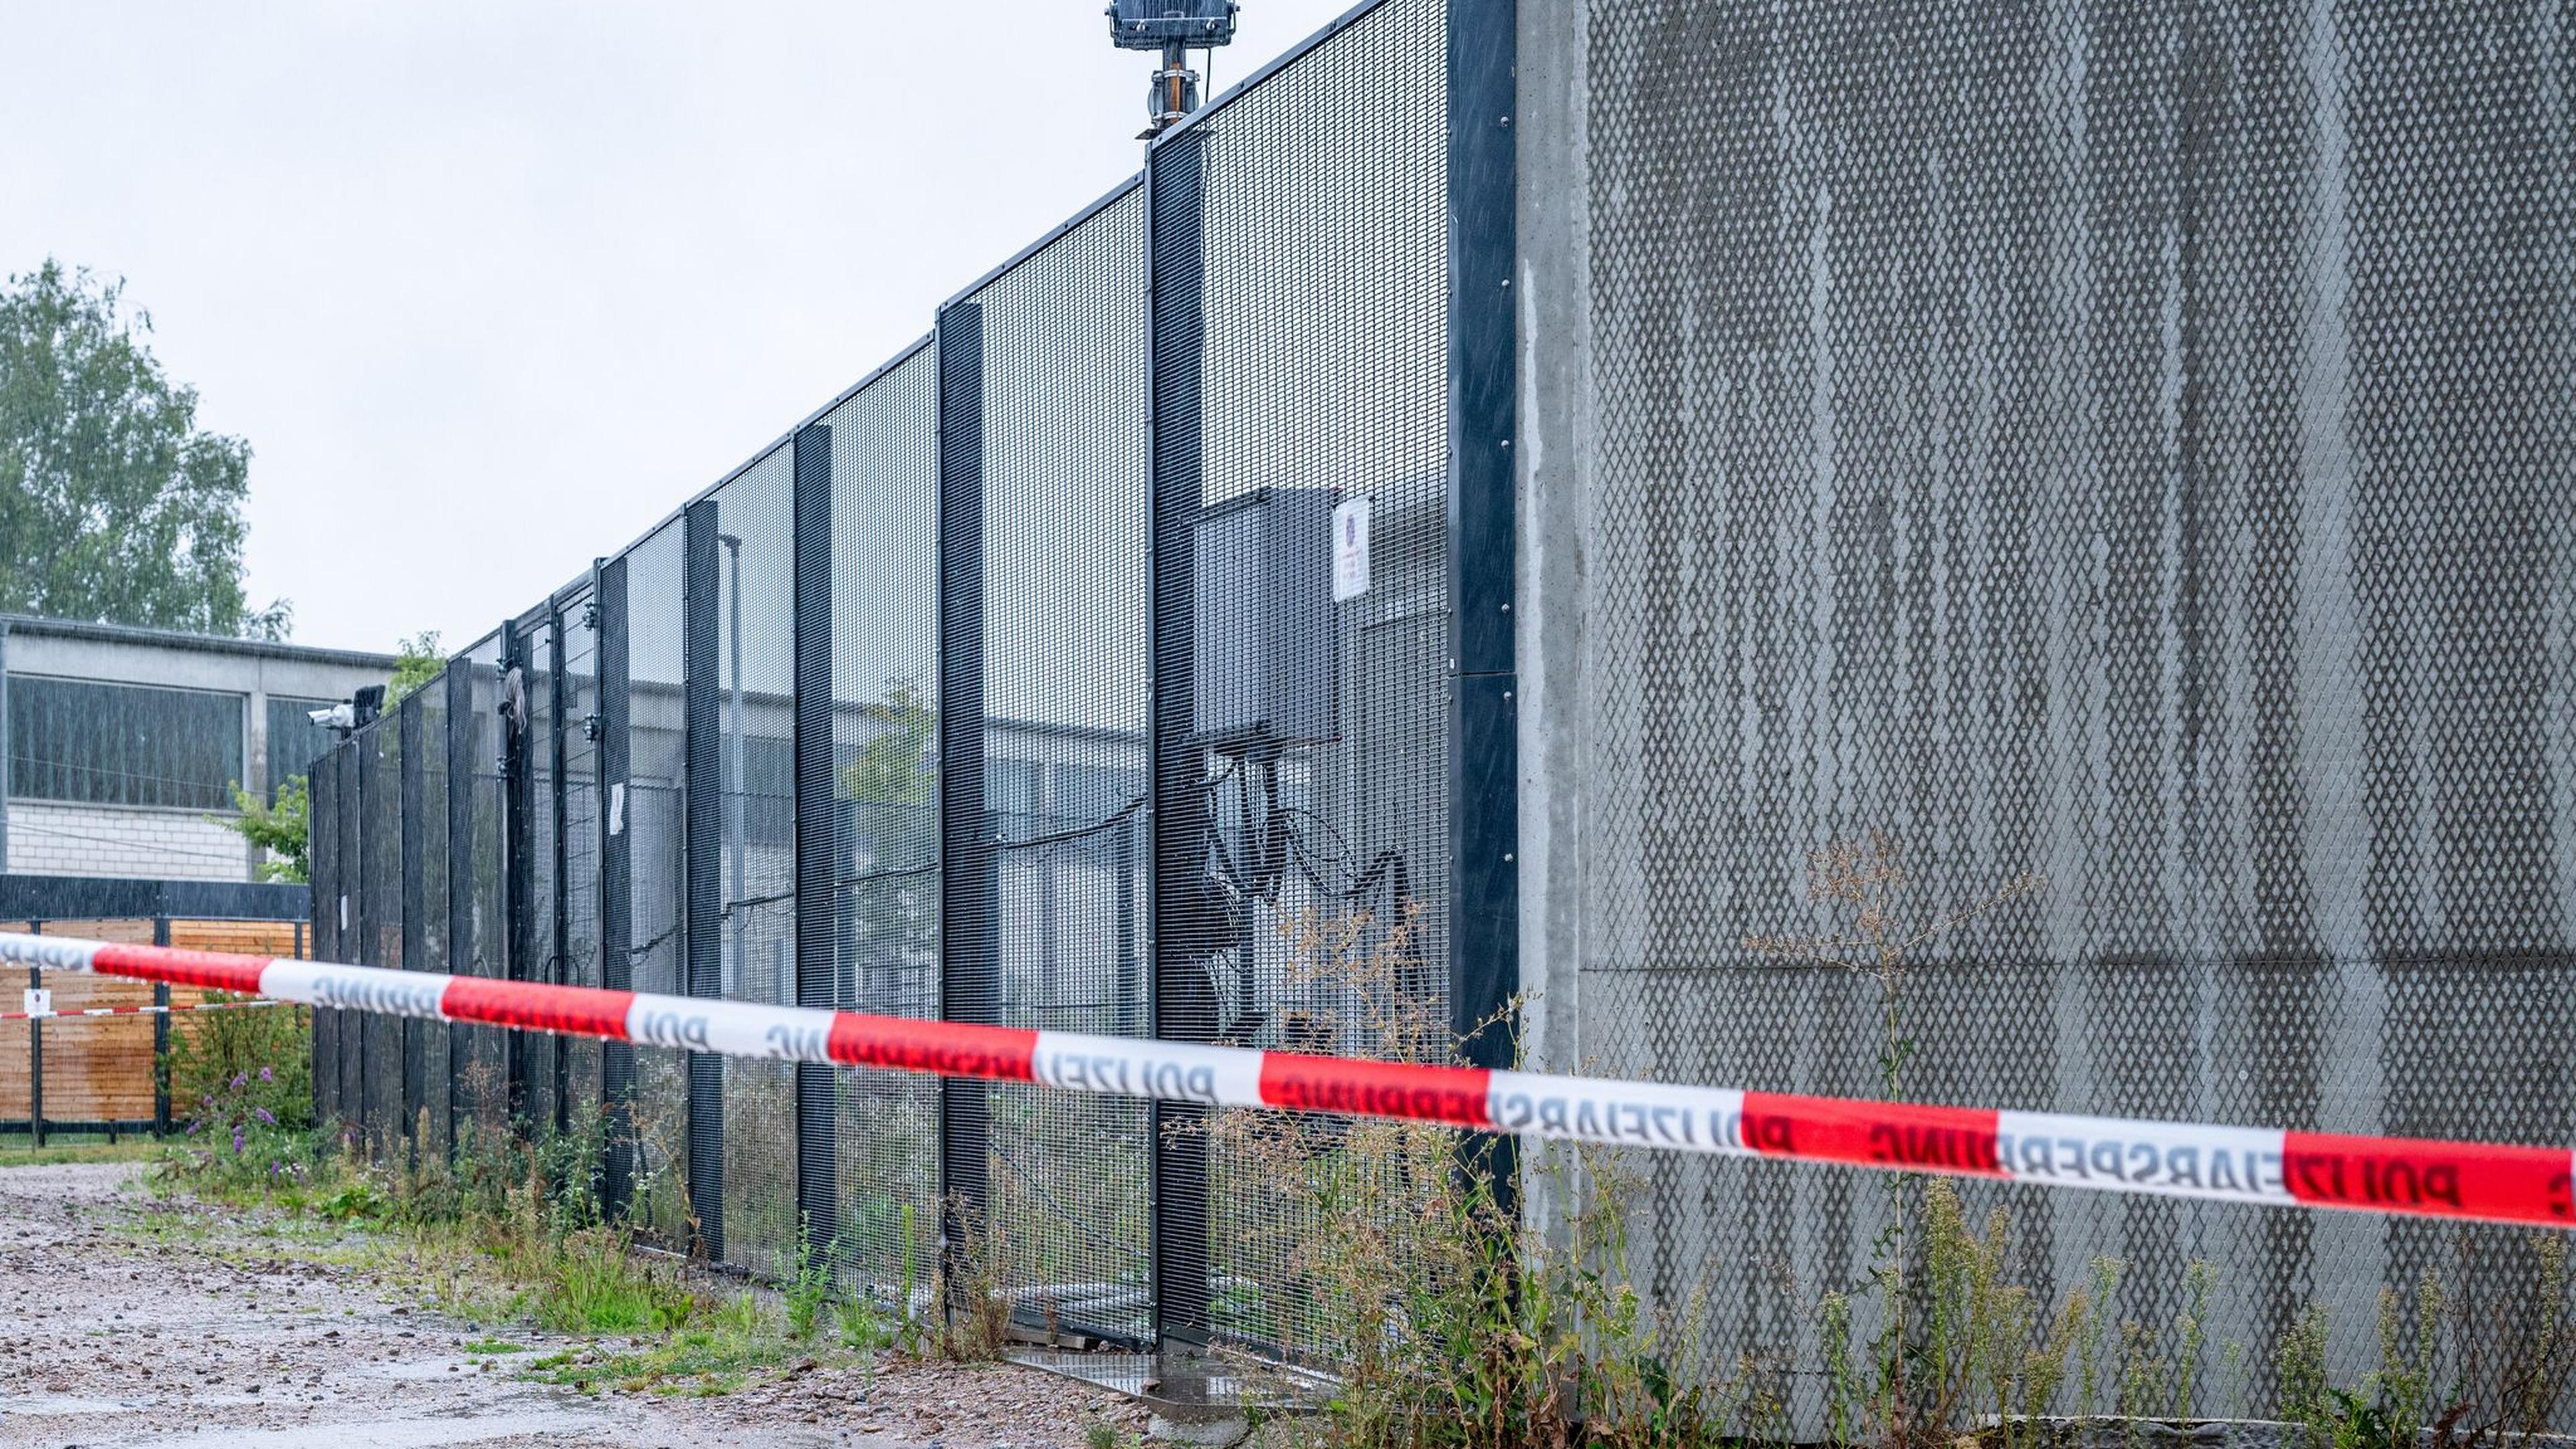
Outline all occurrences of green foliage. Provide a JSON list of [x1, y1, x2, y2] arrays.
[[836, 680, 934, 806], [0, 259, 287, 636], [388, 629, 444, 703], [218, 774, 310, 882], [162, 996, 313, 1135]]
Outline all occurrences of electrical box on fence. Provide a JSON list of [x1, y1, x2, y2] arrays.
[[1192, 486, 1340, 757]]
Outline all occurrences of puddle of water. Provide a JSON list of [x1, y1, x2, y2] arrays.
[[122, 1408, 602, 1447]]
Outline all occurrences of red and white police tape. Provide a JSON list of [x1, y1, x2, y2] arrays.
[[0, 998, 293, 1022], [1, 930, 2566, 1231]]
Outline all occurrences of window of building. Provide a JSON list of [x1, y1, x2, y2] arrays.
[[268, 696, 340, 798], [8, 676, 246, 811]]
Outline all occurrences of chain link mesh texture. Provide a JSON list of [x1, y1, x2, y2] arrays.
[[1580, 0, 2575, 1421]]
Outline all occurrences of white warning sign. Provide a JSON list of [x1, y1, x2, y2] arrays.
[[1332, 494, 1372, 602]]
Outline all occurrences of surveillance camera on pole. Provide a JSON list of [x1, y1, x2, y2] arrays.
[[1107, 1, 1239, 139]]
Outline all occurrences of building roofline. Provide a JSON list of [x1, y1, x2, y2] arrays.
[[0, 614, 398, 670]]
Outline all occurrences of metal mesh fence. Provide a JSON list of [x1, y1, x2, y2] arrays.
[[301, 0, 1478, 1363], [710, 446, 801, 1277], [957, 181, 1153, 1342], [623, 523, 692, 1240], [822, 343, 943, 1302], [283, 0, 2573, 1415], [560, 584, 604, 1148], [360, 722, 402, 1158], [1576, 0, 2576, 1421], [518, 606, 559, 1139], [1154, 0, 1453, 1358], [309, 745, 343, 1127], [405, 683, 451, 1163]]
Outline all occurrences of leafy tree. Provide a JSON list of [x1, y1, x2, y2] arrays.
[[0, 259, 290, 635], [387, 629, 443, 702], [223, 775, 310, 883], [836, 682, 938, 1005]]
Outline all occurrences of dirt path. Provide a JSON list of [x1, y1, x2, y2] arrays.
[[0, 1163, 1150, 1449]]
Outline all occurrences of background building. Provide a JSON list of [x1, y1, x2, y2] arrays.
[[0, 616, 394, 881]]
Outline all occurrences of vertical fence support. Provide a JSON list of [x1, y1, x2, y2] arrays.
[[1446, 0, 1522, 1204], [501, 619, 533, 1133], [400, 690, 428, 1166], [353, 727, 375, 1146], [446, 658, 476, 1156], [152, 917, 171, 1135], [792, 422, 839, 1267], [936, 302, 996, 1291], [598, 557, 635, 1219], [25, 956, 41, 1150], [1145, 128, 1215, 1346], [549, 606, 572, 1138], [682, 499, 727, 1262], [337, 745, 358, 1136]]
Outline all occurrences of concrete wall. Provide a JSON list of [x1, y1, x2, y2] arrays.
[[0, 617, 395, 883]]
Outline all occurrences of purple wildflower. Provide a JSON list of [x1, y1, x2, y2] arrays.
[[259, 1066, 274, 1083], [254, 1108, 276, 1126], [231, 1128, 246, 1153], [231, 1072, 250, 1090]]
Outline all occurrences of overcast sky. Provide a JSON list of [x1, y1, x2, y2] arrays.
[[0, 1, 1356, 655]]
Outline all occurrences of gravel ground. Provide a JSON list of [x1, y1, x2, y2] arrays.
[[0, 1163, 1155, 1449]]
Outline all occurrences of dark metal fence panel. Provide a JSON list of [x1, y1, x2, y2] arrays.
[[516, 605, 559, 1138], [1574, 0, 2576, 1419], [335, 733, 365, 1136], [360, 721, 405, 1155], [708, 445, 801, 1275], [682, 500, 727, 1262], [405, 681, 453, 1162], [820, 343, 941, 1301], [453, 633, 510, 1146], [792, 422, 838, 1271], [1150, 0, 1455, 1358], [598, 558, 637, 1218], [955, 181, 1154, 1344], [559, 588, 603, 1143], [309, 743, 343, 1128], [621, 524, 693, 1240]]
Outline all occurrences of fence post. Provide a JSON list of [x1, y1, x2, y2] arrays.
[[598, 557, 635, 1218], [354, 729, 376, 1150], [152, 917, 171, 1136], [549, 604, 572, 1138], [1144, 127, 1215, 1346], [400, 688, 428, 1168], [501, 618, 533, 1134], [792, 423, 840, 1267], [936, 301, 997, 1295], [682, 498, 727, 1262], [25, 954, 41, 1150], [338, 743, 362, 1139], [446, 657, 476, 1157], [1446, 0, 1521, 1203]]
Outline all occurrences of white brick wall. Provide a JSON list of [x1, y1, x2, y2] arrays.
[[5, 801, 250, 881]]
